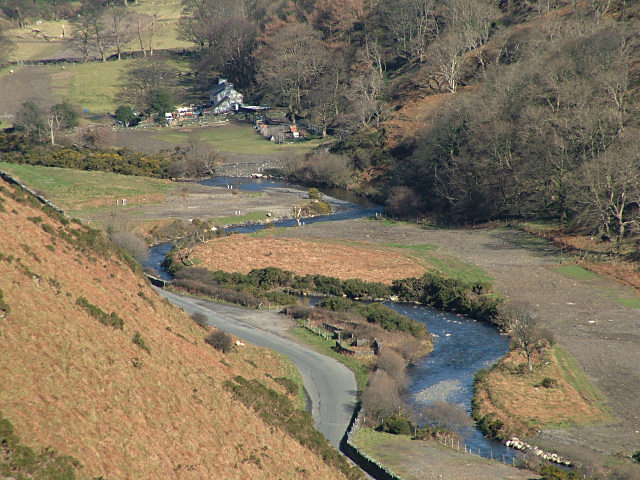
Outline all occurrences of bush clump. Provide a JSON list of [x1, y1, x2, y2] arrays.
[[274, 376, 298, 396], [317, 297, 429, 339], [132, 331, 151, 355], [191, 312, 208, 329], [0, 289, 10, 315], [205, 330, 233, 353], [377, 414, 413, 435], [392, 272, 501, 322], [76, 296, 124, 329], [538, 377, 558, 389]]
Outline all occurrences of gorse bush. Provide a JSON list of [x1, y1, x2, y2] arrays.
[[132, 332, 151, 355], [0, 139, 173, 178], [377, 414, 413, 436], [76, 296, 124, 329]]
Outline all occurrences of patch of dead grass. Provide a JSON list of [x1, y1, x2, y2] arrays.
[[192, 235, 428, 285]]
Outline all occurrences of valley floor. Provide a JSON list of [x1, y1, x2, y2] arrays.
[[280, 220, 640, 467]]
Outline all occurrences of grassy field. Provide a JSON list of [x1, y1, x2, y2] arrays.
[[50, 60, 132, 114], [157, 124, 322, 155], [352, 428, 533, 480], [0, 162, 174, 210], [381, 242, 494, 285], [556, 264, 599, 280], [210, 211, 270, 226], [5, 0, 190, 63]]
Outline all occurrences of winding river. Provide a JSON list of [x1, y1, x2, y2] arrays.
[[145, 177, 518, 462]]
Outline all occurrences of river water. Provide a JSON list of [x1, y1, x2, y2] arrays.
[[145, 177, 518, 462]]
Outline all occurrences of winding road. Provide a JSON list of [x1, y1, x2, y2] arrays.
[[154, 288, 358, 448]]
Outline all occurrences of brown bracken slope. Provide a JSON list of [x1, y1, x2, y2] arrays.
[[0, 177, 348, 480]]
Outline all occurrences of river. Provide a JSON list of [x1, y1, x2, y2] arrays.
[[145, 176, 518, 462]]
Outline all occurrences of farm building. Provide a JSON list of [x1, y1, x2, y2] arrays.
[[209, 79, 243, 114]]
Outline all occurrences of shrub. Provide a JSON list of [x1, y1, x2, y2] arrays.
[[132, 331, 151, 355], [377, 414, 413, 435], [538, 377, 558, 389], [191, 312, 208, 328], [274, 376, 298, 396], [205, 330, 233, 353], [301, 200, 332, 215], [384, 186, 424, 219], [115, 105, 137, 126], [282, 304, 313, 319], [476, 413, 504, 439], [420, 401, 473, 431], [109, 231, 149, 263], [539, 327, 555, 346], [0, 288, 10, 315], [264, 290, 299, 305], [632, 451, 640, 463], [538, 464, 581, 479], [76, 296, 124, 329]]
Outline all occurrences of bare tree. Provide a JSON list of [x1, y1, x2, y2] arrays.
[[378, 0, 438, 62], [256, 21, 329, 123], [156, 219, 211, 266], [576, 139, 640, 249], [86, 3, 115, 63], [107, 0, 132, 61], [179, 0, 247, 52], [501, 302, 541, 372], [70, 12, 94, 62], [346, 43, 385, 129], [176, 132, 221, 178], [362, 370, 404, 424], [122, 57, 176, 112], [198, 16, 257, 90], [420, 401, 473, 431]]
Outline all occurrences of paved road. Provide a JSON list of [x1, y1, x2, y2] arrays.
[[154, 288, 358, 448]]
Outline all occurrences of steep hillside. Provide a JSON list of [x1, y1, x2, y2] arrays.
[[0, 176, 350, 479]]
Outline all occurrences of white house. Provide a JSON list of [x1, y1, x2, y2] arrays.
[[209, 79, 243, 114]]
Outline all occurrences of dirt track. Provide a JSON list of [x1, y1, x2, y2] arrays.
[[278, 220, 640, 466]]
